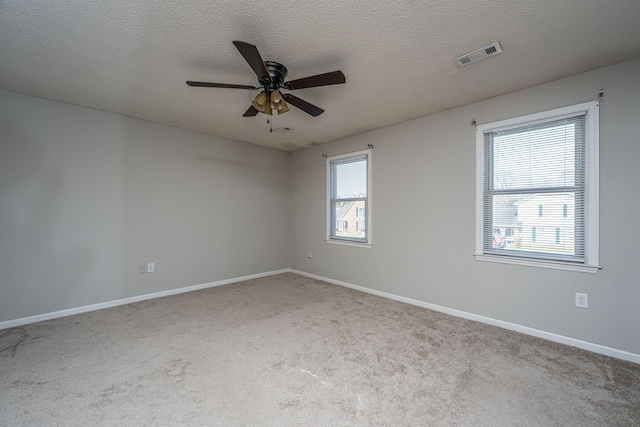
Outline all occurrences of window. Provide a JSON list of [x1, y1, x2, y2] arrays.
[[476, 101, 599, 273], [327, 149, 372, 245]]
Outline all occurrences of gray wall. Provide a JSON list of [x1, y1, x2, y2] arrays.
[[2, 59, 639, 356], [291, 58, 640, 355], [0, 90, 291, 322]]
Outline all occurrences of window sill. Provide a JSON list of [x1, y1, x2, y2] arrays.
[[326, 238, 372, 249], [474, 254, 601, 274]]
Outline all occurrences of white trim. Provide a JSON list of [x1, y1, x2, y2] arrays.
[[326, 148, 373, 246], [5, 267, 636, 364], [474, 254, 601, 273], [475, 101, 598, 133], [291, 269, 639, 365], [325, 239, 372, 248], [0, 269, 289, 330], [585, 101, 600, 266], [475, 101, 600, 271]]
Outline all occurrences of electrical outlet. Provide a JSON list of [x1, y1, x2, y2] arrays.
[[307, 252, 313, 259], [575, 293, 588, 308], [138, 265, 146, 274], [147, 262, 155, 273]]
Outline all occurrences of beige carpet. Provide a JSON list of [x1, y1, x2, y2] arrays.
[[1, 273, 639, 426]]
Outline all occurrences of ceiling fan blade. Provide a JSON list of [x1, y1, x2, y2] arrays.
[[282, 94, 324, 117], [187, 81, 256, 90], [243, 105, 259, 117], [232, 41, 272, 84], [284, 70, 345, 90]]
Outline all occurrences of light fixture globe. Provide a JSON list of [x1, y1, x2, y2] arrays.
[[270, 91, 289, 115], [252, 92, 273, 115]]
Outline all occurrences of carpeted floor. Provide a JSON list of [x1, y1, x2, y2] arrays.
[[1, 273, 639, 426]]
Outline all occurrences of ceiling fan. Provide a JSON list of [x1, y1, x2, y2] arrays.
[[187, 41, 345, 118]]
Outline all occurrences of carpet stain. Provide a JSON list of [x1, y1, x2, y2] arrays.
[[279, 399, 299, 408], [412, 330, 427, 340], [164, 358, 191, 383], [356, 393, 368, 417], [427, 336, 442, 348], [415, 349, 430, 358], [93, 382, 142, 408]]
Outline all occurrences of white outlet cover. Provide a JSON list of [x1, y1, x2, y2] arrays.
[[147, 262, 155, 273], [575, 293, 588, 308]]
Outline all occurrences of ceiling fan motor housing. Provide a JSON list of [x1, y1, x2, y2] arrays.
[[264, 61, 288, 91]]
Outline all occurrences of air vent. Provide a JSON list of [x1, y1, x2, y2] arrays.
[[454, 42, 502, 67], [274, 127, 292, 133]]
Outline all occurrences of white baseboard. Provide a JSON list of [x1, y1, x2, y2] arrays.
[[3, 267, 638, 365], [0, 269, 290, 330], [291, 269, 640, 365]]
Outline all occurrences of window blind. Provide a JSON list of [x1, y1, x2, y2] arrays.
[[482, 113, 586, 262]]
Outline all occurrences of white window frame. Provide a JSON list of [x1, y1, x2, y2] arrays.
[[326, 149, 372, 247], [475, 101, 600, 273]]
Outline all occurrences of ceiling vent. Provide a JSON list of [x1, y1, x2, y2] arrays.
[[274, 127, 292, 133], [454, 42, 502, 67]]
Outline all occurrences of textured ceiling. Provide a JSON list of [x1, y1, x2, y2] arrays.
[[2, 1, 640, 151]]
